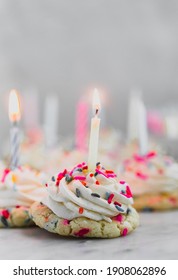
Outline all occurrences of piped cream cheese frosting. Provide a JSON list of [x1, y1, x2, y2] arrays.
[[43, 162, 134, 223], [0, 166, 47, 208], [119, 151, 178, 195]]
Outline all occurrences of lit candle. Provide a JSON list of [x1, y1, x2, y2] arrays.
[[88, 88, 101, 171], [75, 98, 89, 151], [138, 98, 148, 155], [8, 89, 21, 169]]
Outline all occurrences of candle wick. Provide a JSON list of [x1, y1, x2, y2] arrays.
[[95, 108, 99, 116]]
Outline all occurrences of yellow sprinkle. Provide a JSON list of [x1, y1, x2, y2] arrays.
[[11, 174, 17, 183]]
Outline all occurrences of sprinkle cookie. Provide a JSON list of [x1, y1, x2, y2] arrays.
[[30, 202, 139, 238], [30, 162, 139, 238], [0, 206, 34, 228]]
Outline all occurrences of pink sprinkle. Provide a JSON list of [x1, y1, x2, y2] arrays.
[[126, 186, 133, 198], [120, 181, 125, 184], [63, 219, 70, 225], [69, 167, 76, 176], [135, 171, 148, 180], [122, 228, 128, 236], [133, 154, 145, 162], [74, 228, 90, 237], [62, 169, 67, 176], [73, 176, 86, 180], [77, 164, 82, 168], [169, 197, 177, 205], [146, 151, 157, 159], [95, 169, 107, 177], [123, 159, 131, 165], [114, 214, 123, 223], [57, 173, 64, 180], [107, 174, 117, 178], [1, 169, 10, 183]]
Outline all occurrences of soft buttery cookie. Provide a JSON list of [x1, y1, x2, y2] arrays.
[[0, 166, 46, 228], [119, 151, 178, 211], [30, 162, 139, 238]]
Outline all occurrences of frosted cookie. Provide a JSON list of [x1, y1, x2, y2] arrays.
[[30, 162, 139, 238], [0, 166, 47, 228], [119, 151, 178, 211]]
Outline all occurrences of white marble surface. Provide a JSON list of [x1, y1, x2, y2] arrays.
[[0, 211, 178, 260]]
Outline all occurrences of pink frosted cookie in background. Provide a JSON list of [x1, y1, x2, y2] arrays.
[[118, 151, 178, 211]]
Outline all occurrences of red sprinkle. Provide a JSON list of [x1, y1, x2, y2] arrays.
[[74, 228, 90, 237], [90, 174, 94, 177], [114, 201, 122, 207], [120, 181, 125, 184], [95, 180, 100, 185], [122, 228, 128, 236], [108, 193, 114, 204], [136, 171, 148, 180], [81, 181, 86, 186], [1, 168, 10, 183], [105, 170, 114, 174], [79, 207, 84, 214], [16, 205, 20, 208], [45, 183, 48, 187], [2, 209, 10, 219], [83, 165, 88, 170], [114, 214, 123, 222]]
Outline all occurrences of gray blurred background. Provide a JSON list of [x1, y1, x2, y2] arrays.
[[1, 0, 178, 145]]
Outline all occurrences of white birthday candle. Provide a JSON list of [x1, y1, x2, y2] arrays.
[[88, 88, 101, 172]]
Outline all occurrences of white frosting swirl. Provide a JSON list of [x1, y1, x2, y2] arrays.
[[43, 163, 133, 223], [119, 153, 178, 195], [0, 167, 47, 208]]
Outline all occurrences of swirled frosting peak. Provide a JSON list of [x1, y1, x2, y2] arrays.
[[0, 166, 47, 208], [43, 162, 134, 223]]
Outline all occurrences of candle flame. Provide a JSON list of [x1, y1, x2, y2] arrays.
[[93, 88, 101, 116], [8, 89, 21, 122]]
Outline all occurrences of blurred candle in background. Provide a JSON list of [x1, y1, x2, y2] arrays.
[[23, 88, 41, 144], [44, 94, 59, 148], [88, 88, 101, 171], [8, 89, 21, 169], [127, 90, 141, 142], [127, 89, 148, 155], [138, 97, 148, 155], [75, 97, 89, 150]]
